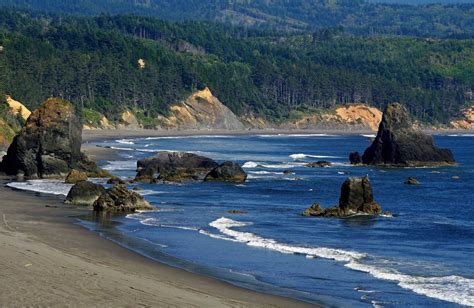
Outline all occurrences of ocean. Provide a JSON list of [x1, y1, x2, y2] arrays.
[[8, 133, 474, 307]]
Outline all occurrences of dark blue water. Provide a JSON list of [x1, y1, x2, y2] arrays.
[[83, 133, 474, 307]]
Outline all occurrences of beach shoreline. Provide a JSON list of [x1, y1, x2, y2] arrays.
[[0, 177, 316, 307]]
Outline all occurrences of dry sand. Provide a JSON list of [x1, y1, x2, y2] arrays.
[[0, 178, 315, 307]]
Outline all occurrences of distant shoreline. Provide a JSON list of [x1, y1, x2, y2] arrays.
[[82, 128, 474, 143]]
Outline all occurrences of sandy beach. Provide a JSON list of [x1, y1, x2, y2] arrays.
[[0, 177, 315, 307]]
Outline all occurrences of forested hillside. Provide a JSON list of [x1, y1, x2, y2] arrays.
[[0, 0, 473, 38], [0, 11, 472, 124]]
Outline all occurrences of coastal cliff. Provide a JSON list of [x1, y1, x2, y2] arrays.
[[450, 105, 474, 130], [0, 95, 27, 150]]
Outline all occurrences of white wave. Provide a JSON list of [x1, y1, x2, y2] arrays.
[[345, 262, 474, 306], [102, 160, 136, 171], [258, 134, 337, 138], [249, 171, 284, 175], [7, 180, 73, 196], [208, 217, 364, 261], [144, 135, 232, 140], [116, 139, 135, 145], [361, 134, 376, 138], [206, 217, 474, 306], [242, 161, 259, 168], [447, 134, 474, 137], [135, 190, 163, 196], [289, 153, 341, 160], [242, 161, 303, 169]]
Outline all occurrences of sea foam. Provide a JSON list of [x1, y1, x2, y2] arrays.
[[205, 217, 474, 306], [7, 180, 73, 196], [289, 153, 341, 160]]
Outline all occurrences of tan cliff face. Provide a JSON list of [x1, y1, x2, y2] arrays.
[[160, 87, 245, 130], [5, 95, 31, 120], [281, 104, 382, 131], [450, 106, 474, 130]]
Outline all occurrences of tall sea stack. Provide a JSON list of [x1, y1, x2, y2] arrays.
[[0, 98, 104, 178], [362, 103, 455, 166]]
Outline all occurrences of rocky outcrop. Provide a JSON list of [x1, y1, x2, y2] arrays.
[[65, 181, 105, 206], [158, 88, 245, 130], [93, 185, 153, 213], [65, 169, 88, 184], [119, 110, 141, 129], [405, 177, 419, 185], [135, 152, 219, 182], [107, 176, 126, 185], [204, 161, 247, 183], [306, 161, 332, 168], [0, 98, 105, 178], [450, 105, 474, 130], [362, 103, 455, 167], [349, 152, 362, 165], [303, 176, 381, 217]]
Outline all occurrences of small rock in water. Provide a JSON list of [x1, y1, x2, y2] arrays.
[[93, 184, 153, 213], [107, 176, 126, 185], [283, 170, 295, 175], [306, 161, 332, 168], [349, 152, 362, 165], [404, 177, 419, 185], [227, 210, 248, 214]]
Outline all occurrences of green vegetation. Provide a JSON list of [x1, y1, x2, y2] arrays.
[[0, 11, 472, 124], [0, 0, 473, 38]]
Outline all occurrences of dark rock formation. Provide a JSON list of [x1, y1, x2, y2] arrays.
[[362, 103, 455, 167], [349, 152, 362, 165], [0, 98, 106, 178], [107, 176, 126, 185], [135, 152, 218, 182], [283, 170, 295, 175], [303, 176, 381, 217], [93, 185, 153, 213], [306, 161, 332, 168], [404, 177, 419, 185], [65, 169, 88, 184], [65, 181, 105, 206], [204, 161, 247, 183]]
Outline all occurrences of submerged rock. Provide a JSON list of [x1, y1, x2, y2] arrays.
[[93, 185, 153, 213], [404, 177, 419, 185], [0, 98, 105, 178], [65, 181, 105, 206], [65, 169, 88, 184], [361, 103, 455, 167], [306, 161, 332, 168], [204, 161, 247, 183], [107, 176, 126, 185], [304, 176, 382, 218], [349, 152, 362, 165], [135, 152, 218, 182]]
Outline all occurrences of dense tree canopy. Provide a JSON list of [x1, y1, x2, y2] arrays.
[[0, 0, 473, 38], [0, 11, 472, 124]]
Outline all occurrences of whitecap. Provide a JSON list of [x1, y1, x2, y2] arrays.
[[289, 153, 341, 160], [206, 217, 474, 306], [116, 139, 135, 145], [7, 180, 73, 196], [258, 134, 337, 138], [361, 134, 376, 138], [102, 160, 136, 171]]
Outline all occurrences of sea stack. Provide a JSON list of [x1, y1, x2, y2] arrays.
[[361, 103, 455, 166], [303, 176, 381, 217], [0, 98, 104, 178]]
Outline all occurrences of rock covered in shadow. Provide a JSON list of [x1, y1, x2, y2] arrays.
[[135, 152, 218, 183], [65, 181, 105, 206], [107, 176, 126, 185], [404, 177, 419, 185], [303, 176, 381, 218], [0, 98, 106, 178], [204, 161, 247, 183], [306, 161, 332, 168], [349, 152, 362, 165], [361, 103, 455, 167], [93, 184, 153, 213]]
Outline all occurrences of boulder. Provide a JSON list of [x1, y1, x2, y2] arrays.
[[303, 176, 382, 217], [93, 185, 153, 213], [204, 161, 247, 183], [404, 177, 419, 185], [65, 181, 105, 206], [0, 98, 105, 178], [107, 176, 126, 185], [65, 169, 88, 184], [349, 152, 362, 165], [135, 152, 218, 182], [306, 161, 332, 168], [362, 103, 455, 167]]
